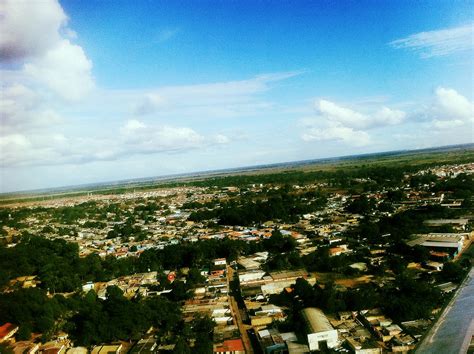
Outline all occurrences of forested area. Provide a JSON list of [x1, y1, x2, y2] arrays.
[[188, 188, 327, 225]]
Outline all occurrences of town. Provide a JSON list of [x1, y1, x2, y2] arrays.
[[1, 152, 473, 354]]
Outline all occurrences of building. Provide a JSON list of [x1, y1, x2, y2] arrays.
[[238, 270, 266, 284], [406, 233, 466, 257], [0, 322, 19, 343], [213, 338, 245, 354], [12, 341, 40, 354], [129, 336, 157, 353], [301, 308, 338, 351], [91, 344, 122, 354], [423, 219, 469, 230]]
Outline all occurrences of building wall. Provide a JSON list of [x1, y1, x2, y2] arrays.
[[307, 330, 338, 351]]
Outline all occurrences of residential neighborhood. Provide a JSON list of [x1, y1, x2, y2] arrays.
[[1, 158, 473, 353]]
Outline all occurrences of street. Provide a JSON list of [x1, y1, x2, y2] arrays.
[[227, 265, 254, 354]]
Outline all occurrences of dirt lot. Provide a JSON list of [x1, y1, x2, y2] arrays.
[[311, 272, 373, 288]]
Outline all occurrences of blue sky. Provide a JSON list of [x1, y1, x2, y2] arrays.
[[1, 0, 473, 192]]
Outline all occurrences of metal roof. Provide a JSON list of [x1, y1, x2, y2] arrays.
[[301, 307, 334, 334]]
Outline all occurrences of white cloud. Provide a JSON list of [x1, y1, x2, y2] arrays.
[[432, 119, 464, 129], [372, 107, 406, 126], [317, 100, 367, 129], [0, 0, 96, 171], [0, 84, 62, 132], [434, 87, 473, 121], [214, 134, 230, 144], [1, 0, 94, 108], [135, 93, 167, 115], [390, 23, 474, 58], [0, 0, 67, 61], [24, 39, 94, 101], [120, 120, 205, 154], [300, 99, 407, 147], [302, 123, 370, 147], [413, 87, 474, 131], [0, 134, 31, 148], [0, 118, 231, 168], [133, 72, 300, 116], [127, 72, 299, 120], [120, 119, 147, 135], [315, 99, 406, 129]]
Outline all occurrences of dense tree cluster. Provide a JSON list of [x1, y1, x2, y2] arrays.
[[189, 189, 327, 225], [0, 288, 66, 341], [0, 236, 266, 293], [0, 235, 82, 292], [66, 286, 181, 346]]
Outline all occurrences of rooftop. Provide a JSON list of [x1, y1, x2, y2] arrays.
[[301, 307, 334, 334]]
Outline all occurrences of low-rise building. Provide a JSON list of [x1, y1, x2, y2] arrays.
[[301, 308, 338, 351]]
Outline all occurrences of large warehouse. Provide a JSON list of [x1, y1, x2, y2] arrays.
[[406, 233, 467, 257], [301, 307, 338, 351]]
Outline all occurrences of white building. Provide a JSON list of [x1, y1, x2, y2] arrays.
[[301, 307, 338, 351], [238, 270, 266, 284]]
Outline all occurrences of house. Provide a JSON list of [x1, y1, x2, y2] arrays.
[[38, 342, 66, 354], [11, 341, 40, 354], [129, 336, 157, 353], [213, 338, 245, 354], [91, 344, 122, 354], [214, 258, 227, 266], [0, 322, 19, 342]]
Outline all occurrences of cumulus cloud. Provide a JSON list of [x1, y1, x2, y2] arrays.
[[24, 39, 94, 101], [1, 0, 94, 107], [0, 117, 233, 168], [301, 99, 406, 146], [434, 87, 473, 121], [0, 0, 97, 173], [316, 99, 406, 129], [120, 120, 205, 153], [414, 87, 474, 131], [0, 0, 67, 61], [390, 23, 474, 58]]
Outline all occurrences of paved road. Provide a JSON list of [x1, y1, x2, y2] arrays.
[[416, 267, 474, 354], [227, 266, 254, 354]]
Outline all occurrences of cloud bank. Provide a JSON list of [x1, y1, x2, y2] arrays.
[[300, 88, 473, 147]]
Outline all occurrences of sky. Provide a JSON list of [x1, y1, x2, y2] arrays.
[[0, 0, 473, 193]]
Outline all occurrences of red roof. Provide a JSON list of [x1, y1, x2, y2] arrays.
[[215, 339, 244, 352], [0, 322, 18, 339]]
